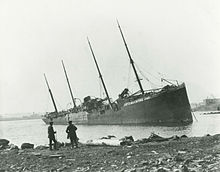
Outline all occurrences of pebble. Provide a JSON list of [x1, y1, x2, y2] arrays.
[[178, 150, 187, 154], [183, 159, 191, 165], [121, 161, 126, 165], [151, 150, 159, 154], [31, 152, 41, 156], [140, 160, 148, 166], [127, 152, 133, 156], [66, 158, 75, 161], [49, 154, 64, 158], [180, 165, 189, 172], [174, 155, 184, 162], [124, 168, 136, 172], [157, 158, 164, 165], [156, 167, 169, 172], [136, 166, 147, 172], [133, 164, 138, 168]]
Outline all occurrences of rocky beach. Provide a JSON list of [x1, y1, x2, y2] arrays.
[[1, 134, 220, 172]]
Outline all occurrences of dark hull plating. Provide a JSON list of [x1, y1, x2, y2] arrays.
[[42, 84, 193, 125]]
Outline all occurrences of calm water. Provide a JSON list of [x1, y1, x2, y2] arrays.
[[0, 112, 220, 147]]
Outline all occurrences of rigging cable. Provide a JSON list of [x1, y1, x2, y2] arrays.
[[44, 92, 50, 112], [54, 96, 63, 111], [134, 62, 161, 89], [132, 57, 161, 81], [99, 77, 105, 98], [99, 78, 102, 98], [126, 62, 131, 88], [138, 63, 161, 81]]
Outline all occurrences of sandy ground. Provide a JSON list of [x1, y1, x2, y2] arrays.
[[1, 134, 220, 172]]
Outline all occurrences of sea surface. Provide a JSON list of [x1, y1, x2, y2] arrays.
[[0, 112, 220, 147]]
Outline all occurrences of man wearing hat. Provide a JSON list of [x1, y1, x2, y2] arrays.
[[48, 121, 57, 150], [66, 121, 78, 148]]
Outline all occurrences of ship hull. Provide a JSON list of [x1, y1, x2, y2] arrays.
[[42, 84, 193, 125]]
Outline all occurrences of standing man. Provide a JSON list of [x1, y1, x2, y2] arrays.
[[66, 121, 78, 148], [48, 121, 57, 150]]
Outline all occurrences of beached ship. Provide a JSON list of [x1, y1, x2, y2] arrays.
[[42, 23, 193, 125]]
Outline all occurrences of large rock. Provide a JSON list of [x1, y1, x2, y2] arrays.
[[35, 145, 48, 150], [56, 141, 64, 149], [0, 139, 10, 147], [120, 136, 134, 146], [21, 143, 34, 149], [148, 133, 169, 142], [64, 142, 72, 147], [9, 144, 19, 150], [181, 135, 188, 138], [100, 135, 116, 139]]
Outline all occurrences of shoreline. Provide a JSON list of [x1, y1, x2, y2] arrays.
[[1, 134, 220, 171], [0, 117, 41, 122]]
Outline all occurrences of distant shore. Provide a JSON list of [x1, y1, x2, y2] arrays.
[[0, 134, 220, 171], [0, 117, 41, 122]]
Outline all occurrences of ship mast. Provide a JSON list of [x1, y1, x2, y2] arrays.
[[61, 60, 77, 109], [87, 37, 113, 109], [117, 21, 145, 95], [44, 74, 58, 113]]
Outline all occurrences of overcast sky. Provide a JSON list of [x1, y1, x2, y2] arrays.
[[0, 0, 220, 114]]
